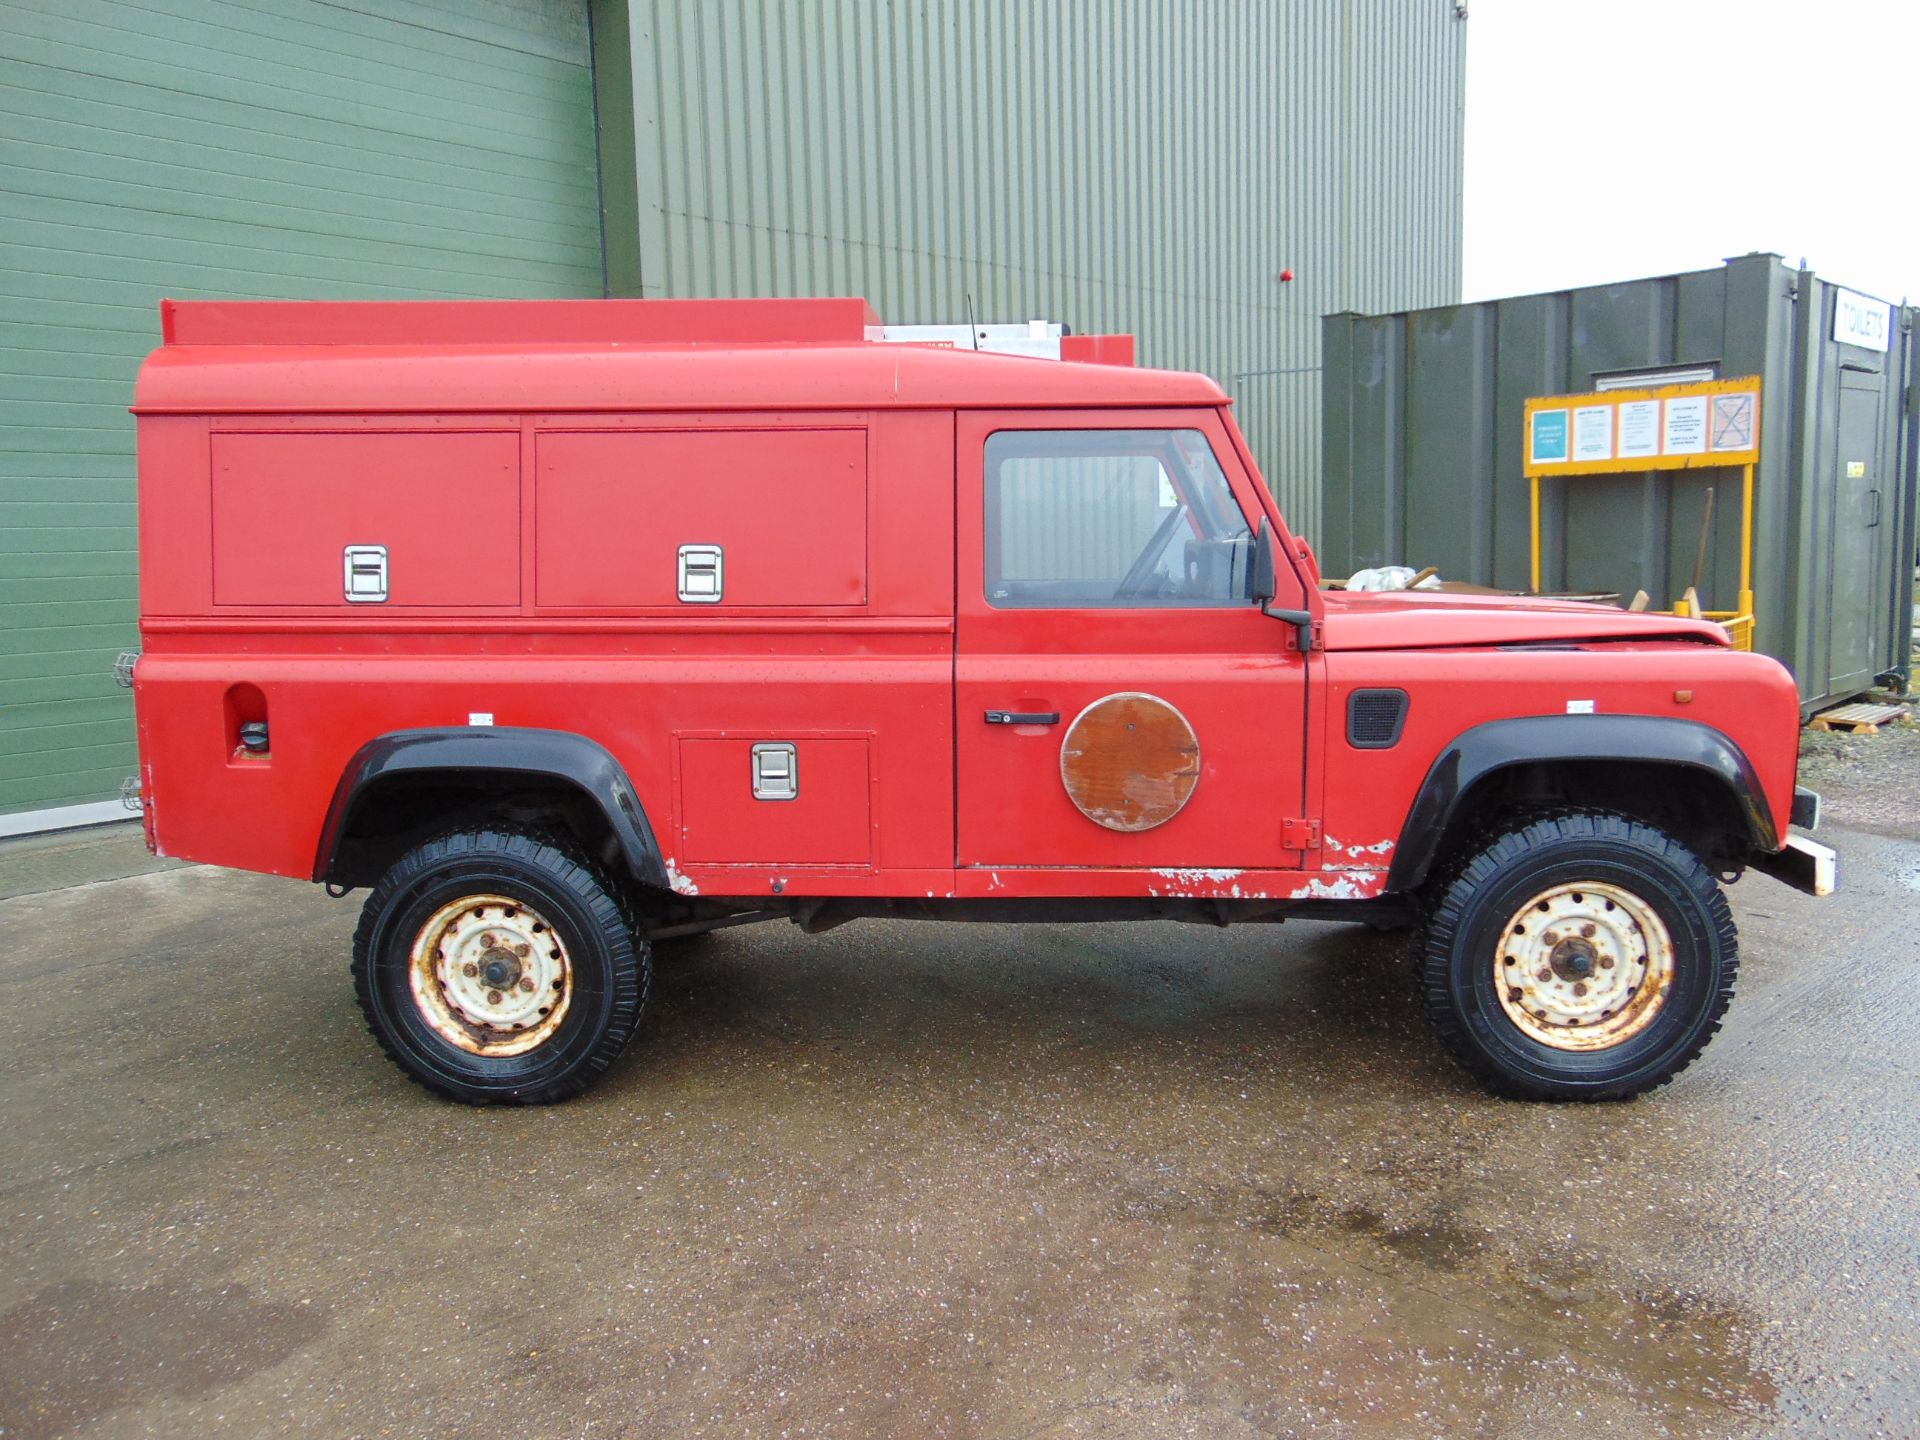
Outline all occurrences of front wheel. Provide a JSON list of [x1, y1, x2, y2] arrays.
[[1417, 813, 1737, 1101], [352, 828, 650, 1104]]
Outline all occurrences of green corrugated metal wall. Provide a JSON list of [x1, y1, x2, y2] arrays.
[[596, 0, 1468, 534], [0, 0, 602, 820]]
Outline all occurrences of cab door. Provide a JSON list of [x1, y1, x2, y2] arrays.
[[954, 409, 1311, 873]]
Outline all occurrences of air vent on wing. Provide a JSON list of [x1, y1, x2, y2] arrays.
[[1347, 688, 1408, 749]]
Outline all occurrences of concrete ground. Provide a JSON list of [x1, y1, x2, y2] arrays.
[[2, 730, 1916, 1440]]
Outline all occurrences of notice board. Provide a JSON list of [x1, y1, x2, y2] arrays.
[[1523, 376, 1761, 478]]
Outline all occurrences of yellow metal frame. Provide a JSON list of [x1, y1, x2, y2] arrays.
[[1521, 375, 1761, 480], [1524, 376, 1761, 651]]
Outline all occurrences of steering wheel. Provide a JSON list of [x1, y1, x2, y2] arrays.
[[1113, 505, 1187, 600]]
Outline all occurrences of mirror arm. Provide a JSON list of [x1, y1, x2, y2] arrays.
[[1263, 603, 1319, 653], [1252, 519, 1318, 651]]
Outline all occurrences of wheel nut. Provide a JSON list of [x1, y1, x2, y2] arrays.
[[515, 943, 531, 957], [1573, 982, 1588, 997], [518, 977, 535, 993], [463, 963, 479, 978], [1536, 968, 1552, 983], [488, 989, 503, 1005], [1582, 923, 1597, 939], [1599, 955, 1615, 969]]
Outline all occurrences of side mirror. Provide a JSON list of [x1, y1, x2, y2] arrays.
[[1252, 518, 1278, 604], [1254, 518, 1319, 652]]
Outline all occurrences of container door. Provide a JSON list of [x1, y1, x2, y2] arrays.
[[953, 409, 1311, 871], [1828, 375, 1885, 694]]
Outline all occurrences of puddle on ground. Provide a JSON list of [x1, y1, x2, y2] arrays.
[[0, 1280, 327, 1439], [1114, 1179, 1778, 1435]]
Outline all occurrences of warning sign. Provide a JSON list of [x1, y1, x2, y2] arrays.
[[1528, 409, 1569, 466], [1572, 405, 1614, 462], [1523, 376, 1761, 476], [1710, 391, 1756, 452], [1663, 396, 1707, 456], [1618, 400, 1660, 459]]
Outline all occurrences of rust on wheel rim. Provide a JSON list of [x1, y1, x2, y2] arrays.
[[1494, 880, 1675, 1051], [407, 894, 572, 1056]]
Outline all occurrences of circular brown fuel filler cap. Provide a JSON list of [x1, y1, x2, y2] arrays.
[[1059, 692, 1201, 832]]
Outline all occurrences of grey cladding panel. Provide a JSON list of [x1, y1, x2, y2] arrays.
[[605, 0, 1470, 542]]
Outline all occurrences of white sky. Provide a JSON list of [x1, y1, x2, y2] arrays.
[[1464, 0, 1920, 305]]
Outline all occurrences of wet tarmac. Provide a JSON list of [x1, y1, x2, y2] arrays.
[[1, 737, 1916, 1438]]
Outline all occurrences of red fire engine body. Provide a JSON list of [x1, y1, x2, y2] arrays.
[[131, 298, 1831, 1105]]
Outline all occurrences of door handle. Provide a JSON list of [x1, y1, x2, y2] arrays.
[[984, 710, 1060, 726]]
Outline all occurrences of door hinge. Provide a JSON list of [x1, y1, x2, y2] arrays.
[[1281, 817, 1321, 849]]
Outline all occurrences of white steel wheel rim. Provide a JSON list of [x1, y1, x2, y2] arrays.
[[407, 894, 573, 1056], [1493, 880, 1675, 1052]]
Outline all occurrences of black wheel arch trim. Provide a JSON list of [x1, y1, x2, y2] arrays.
[[314, 727, 670, 890], [1386, 714, 1779, 894]]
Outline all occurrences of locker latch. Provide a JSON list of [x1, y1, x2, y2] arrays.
[[678, 544, 724, 603], [750, 742, 797, 801], [343, 545, 388, 603]]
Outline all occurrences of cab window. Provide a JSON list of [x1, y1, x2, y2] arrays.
[[983, 429, 1253, 608]]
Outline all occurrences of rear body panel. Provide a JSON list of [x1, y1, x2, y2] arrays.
[[137, 401, 960, 898]]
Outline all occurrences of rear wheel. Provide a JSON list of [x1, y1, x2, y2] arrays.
[[1418, 812, 1737, 1100], [352, 828, 649, 1104]]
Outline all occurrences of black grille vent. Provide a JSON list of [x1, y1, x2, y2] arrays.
[[1347, 689, 1408, 749]]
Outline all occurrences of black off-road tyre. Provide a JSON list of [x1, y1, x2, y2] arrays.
[[352, 828, 649, 1104], [1418, 812, 1737, 1101]]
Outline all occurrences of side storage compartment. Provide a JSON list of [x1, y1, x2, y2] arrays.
[[676, 735, 874, 866], [211, 430, 521, 607], [534, 427, 867, 608]]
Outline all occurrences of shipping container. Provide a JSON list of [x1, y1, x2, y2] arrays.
[[1322, 253, 1916, 712]]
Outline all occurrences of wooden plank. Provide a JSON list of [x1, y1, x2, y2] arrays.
[[1808, 701, 1910, 734]]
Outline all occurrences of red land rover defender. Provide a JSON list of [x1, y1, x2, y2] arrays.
[[129, 298, 1833, 1105]]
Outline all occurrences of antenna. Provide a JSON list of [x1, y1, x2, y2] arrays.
[[965, 293, 979, 350]]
